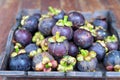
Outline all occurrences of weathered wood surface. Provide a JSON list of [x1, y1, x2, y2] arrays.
[[0, 0, 120, 80]]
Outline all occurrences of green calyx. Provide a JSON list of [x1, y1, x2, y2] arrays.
[[60, 56, 76, 67], [58, 55, 76, 72], [21, 16, 29, 25], [32, 32, 44, 46], [48, 32, 67, 43], [48, 6, 61, 15], [77, 49, 96, 62], [80, 49, 89, 57], [14, 43, 22, 53], [80, 21, 96, 37], [41, 39, 48, 51], [11, 49, 26, 57], [45, 62, 52, 69], [29, 48, 42, 57], [97, 40, 108, 52], [56, 15, 73, 27], [105, 35, 118, 43]]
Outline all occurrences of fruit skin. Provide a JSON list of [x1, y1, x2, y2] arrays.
[[14, 29, 32, 46], [68, 42, 78, 57], [23, 16, 39, 33], [89, 42, 106, 62], [32, 52, 57, 71], [48, 40, 69, 58], [104, 50, 120, 71], [52, 25, 73, 40], [96, 29, 108, 40], [38, 18, 56, 36], [9, 53, 31, 71], [68, 11, 85, 30], [33, 13, 41, 19], [74, 29, 94, 48], [25, 43, 38, 53], [77, 58, 98, 71], [93, 19, 108, 30], [106, 42, 118, 51], [53, 10, 65, 20]]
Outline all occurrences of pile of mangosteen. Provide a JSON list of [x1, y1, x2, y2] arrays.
[[9, 7, 120, 72]]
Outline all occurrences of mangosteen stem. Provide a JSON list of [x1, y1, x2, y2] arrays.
[[80, 49, 88, 57], [64, 16, 68, 23], [48, 6, 55, 14], [105, 35, 117, 42], [14, 46, 19, 53]]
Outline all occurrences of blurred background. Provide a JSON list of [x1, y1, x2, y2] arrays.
[[0, 0, 120, 80]]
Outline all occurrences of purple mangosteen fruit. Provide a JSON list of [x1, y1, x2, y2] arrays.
[[77, 49, 98, 71], [22, 16, 39, 33], [104, 50, 120, 71], [96, 28, 108, 40], [9, 53, 31, 71], [14, 28, 32, 46], [68, 11, 85, 30], [68, 42, 78, 57], [38, 18, 56, 36], [52, 16, 73, 40], [93, 19, 108, 30], [48, 32, 69, 58], [105, 35, 118, 51], [74, 29, 94, 48], [89, 41, 108, 62]]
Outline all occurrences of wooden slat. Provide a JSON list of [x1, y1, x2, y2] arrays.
[[0, 0, 20, 53], [41, 0, 60, 11], [21, 0, 41, 9], [60, 0, 77, 12]]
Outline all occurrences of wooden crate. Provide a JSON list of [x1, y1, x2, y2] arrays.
[[0, 9, 120, 79]]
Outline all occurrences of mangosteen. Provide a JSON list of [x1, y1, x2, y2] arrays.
[[38, 18, 56, 36], [77, 49, 98, 71], [93, 19, 108, 30], [14, 28, 32, 46], [96, 28, 108, 40], [9, 53, 31, 71], [23, 16, 39, 33], [25, 43, 42, 57], [74, 29, 94, 48], [68, 11, 85, 30], [25, 43, 38, 53], [68, 42, 78, 57], [57, 55, 76, 72], [52, 16, 73, 40], [104, 50, 120, 71], [89, 41, 108, 62], [33, 13, 41, 19], [48, 32, 69, 58], [105, 35, 118, 51], [32, 52, 58, 72], [48, 6, 65, 20]]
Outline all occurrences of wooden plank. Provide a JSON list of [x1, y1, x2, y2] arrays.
[[41, 0, 60, 11], [21, 0, 41, 9], [60, 0, 77, 12], [0, 0, 20, 53]]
